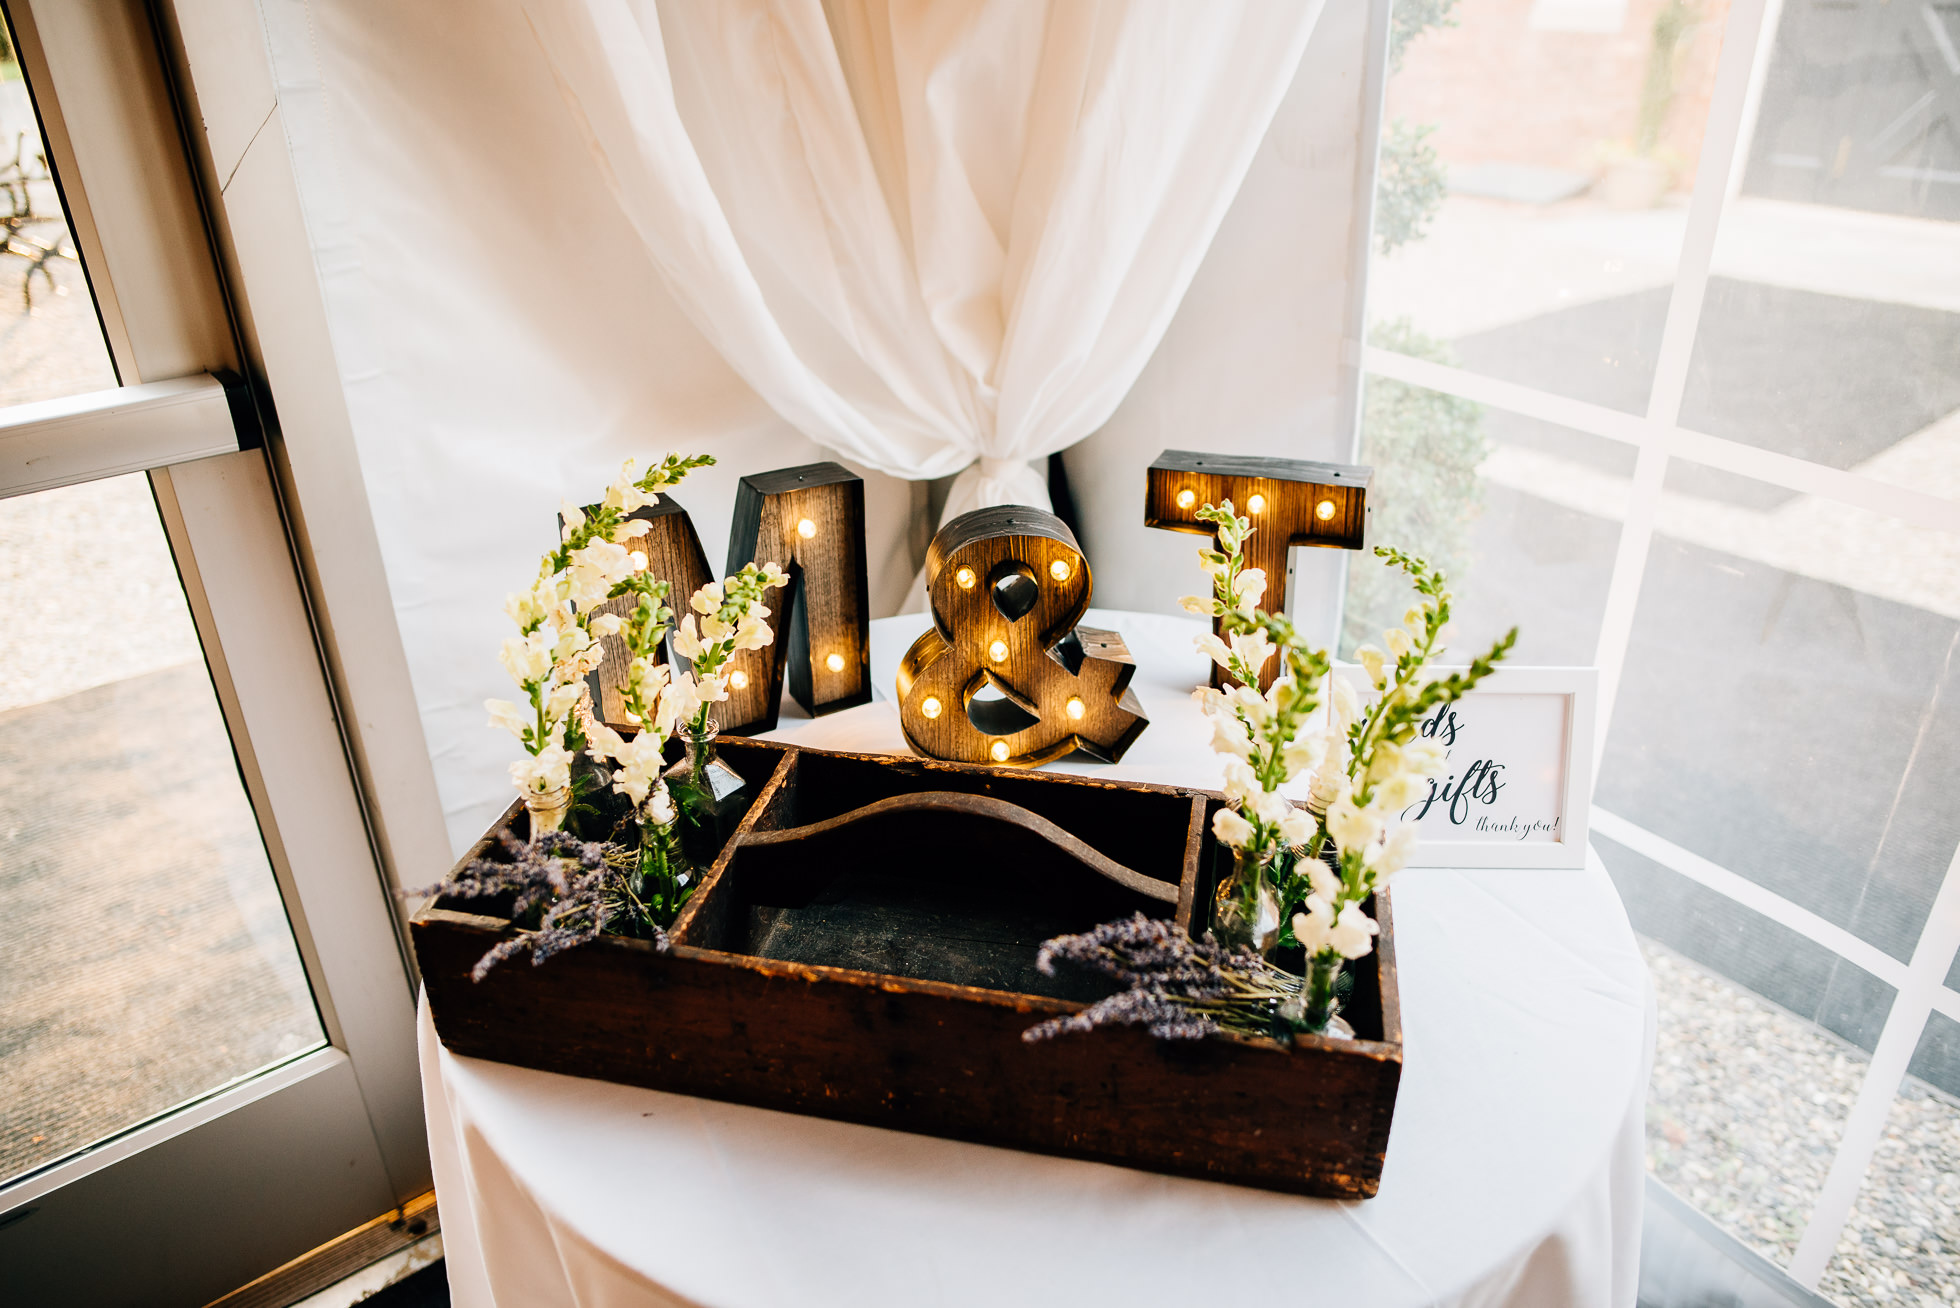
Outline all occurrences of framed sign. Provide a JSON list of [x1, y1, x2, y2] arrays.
[[1337, 665, 1596, 869]]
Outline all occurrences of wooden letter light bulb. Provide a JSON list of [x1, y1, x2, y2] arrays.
[[897, 505, 1147, 767], [1144, 449, 1372, 693]]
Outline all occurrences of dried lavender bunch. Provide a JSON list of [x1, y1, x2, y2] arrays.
[[428, 828, 669, 980], [1023, 914, 1305, 1043]]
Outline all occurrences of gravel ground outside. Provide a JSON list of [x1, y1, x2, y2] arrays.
[[1646, 938, 1960, 1306]]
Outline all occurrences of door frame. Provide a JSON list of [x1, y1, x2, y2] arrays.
[[1, 1, 443, 1301]]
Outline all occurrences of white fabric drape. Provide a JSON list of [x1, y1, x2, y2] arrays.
[[520, 0, 1323, 526]]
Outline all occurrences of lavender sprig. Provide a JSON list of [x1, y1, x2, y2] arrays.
[[1023, 914, 1305, 1043], [422, 828, 670, 979]]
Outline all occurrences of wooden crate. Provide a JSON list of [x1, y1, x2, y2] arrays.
[[413, 739, 1402, 1199]]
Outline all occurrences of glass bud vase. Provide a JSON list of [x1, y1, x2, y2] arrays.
[[631, 796, 692, 931], [663, 718, 752, 863], [1212, 846, 1281, 956], [523, 784, 571, 839]]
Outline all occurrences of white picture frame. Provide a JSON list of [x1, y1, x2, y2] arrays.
[[1335, 664, 1596, 870]]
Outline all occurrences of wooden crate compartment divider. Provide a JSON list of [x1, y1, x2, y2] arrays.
[[414, 738, 1402, 1199]]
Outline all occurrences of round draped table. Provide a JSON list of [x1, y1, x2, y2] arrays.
[[421, 611, 1654, 1308]]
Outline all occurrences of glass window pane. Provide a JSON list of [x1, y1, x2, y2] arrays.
[[1821, 1012, 1960, 1305], [1682, 2, 1960, 481], [0, 10, 118, 408], [1600, 463, 1960, 970], [1645, 937, 1870, 1269], [1342, 367, 1625, 664], [1366, 0, 1732, 412], [0, 475, 325, 1184]]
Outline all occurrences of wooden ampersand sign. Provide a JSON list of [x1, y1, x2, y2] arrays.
[[897, 505, 1146, 768], [1143, 449, 1372, 692]]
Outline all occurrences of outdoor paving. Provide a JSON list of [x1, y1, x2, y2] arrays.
[[1647, 938, 1960, 1308]]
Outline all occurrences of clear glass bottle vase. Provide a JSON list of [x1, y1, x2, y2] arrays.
[[1212, 846, 1281, 956], [662, 718, 752, 862], [523, 784, 571, 839]]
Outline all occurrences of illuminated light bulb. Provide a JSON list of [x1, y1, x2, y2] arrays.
[[1049, 559, 1071, 582], [1315, 498, 1336, 521], [1246, 493, 1266, 514], [629, 551, 648, 570], [728, 669, 749, 690], [1176, 488, 1196, 510], [797, 517, 817, 539], [990, 739, 1010, 763], [988, 639, 1009, 663], [920, 696, 942, 719], [825, 652, 845, 673], [1066, 696, 1086, 720], [956, 566, 977, 590]]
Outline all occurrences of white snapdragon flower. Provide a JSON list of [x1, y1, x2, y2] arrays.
[[1199, 553, 1229, 580], [646, 780, 677, 827], [612, 519, 652, 542], [544, 680, 583, 723], [499, 631, 553, 687], [699, 613, 733, 645], [568, 540, 636, 608], [1194, 632, 1232, 670], [1250, 786, 1293, 827], [1292, 895, 1336, 955], [485, 698, 529, 739], [559, 500, 585, 543], [1364, 822, 1419, 882], [1220, 758, 1259, 805], [660, 676, 701, 731], [509, 742, 573, 795], [1385, 626, 1413, 659], [551, 621, 594, 666], [1207, 710, 1253, 761], [695, 673, 729, 704], [759, 561, 788, 587], [1305, 853, 1341, 900], [589, 612, 624, 638], [1329, 902, 1379, 959], [1227, 627, 1274, 677], [1178, 594, 1216, 617], [1375, 770, 1429, 811], [1278, 805, 1317, 849], [691, 581, 724, 615], [733, 614, 772, 651], [584, 719, 626, 762], [672, 616, 704, 660], [1231, 568, 1266, 611], [1326, 791, 1383, 853], [1280, 736, 1325, 781], [1212, 807, 1254, 849], [504, 587, 548, 629], [1355, 645, 1388, 689]]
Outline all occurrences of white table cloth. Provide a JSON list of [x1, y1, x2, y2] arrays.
[[422, 611, 1655, 1308]]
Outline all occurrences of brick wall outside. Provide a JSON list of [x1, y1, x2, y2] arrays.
[[1386, 0, 1733, 183]]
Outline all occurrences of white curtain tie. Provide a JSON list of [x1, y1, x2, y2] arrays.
[[976, 456, 1025, 486]]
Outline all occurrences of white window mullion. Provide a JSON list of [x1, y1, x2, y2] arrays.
[[1592, 0, 1772, 756]]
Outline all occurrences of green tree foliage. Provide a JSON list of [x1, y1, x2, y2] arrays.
[[1390, 0, 1460, 71], [1341, 320, 1488, 657], [1374, 119, 1448, 256]]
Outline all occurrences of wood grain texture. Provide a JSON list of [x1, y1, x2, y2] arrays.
[[413, 739, 1402, 1199], [718, 463, 871, 734], [896, 505, 1147, 767], [1143, 449, 1373, 691]]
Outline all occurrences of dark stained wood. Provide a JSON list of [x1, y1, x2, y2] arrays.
[[897, 505, 1147, 767], [735, 791, 1179, 904], [1143, 449, 1374, 692], [717, 463, 871, 734], [413, 739, 1402, 1200]]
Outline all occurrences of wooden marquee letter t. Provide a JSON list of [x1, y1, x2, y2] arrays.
[[1143, 449, 1371, 692]]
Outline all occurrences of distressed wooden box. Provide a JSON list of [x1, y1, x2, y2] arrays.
[[412, 739, 1402, 1198]]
